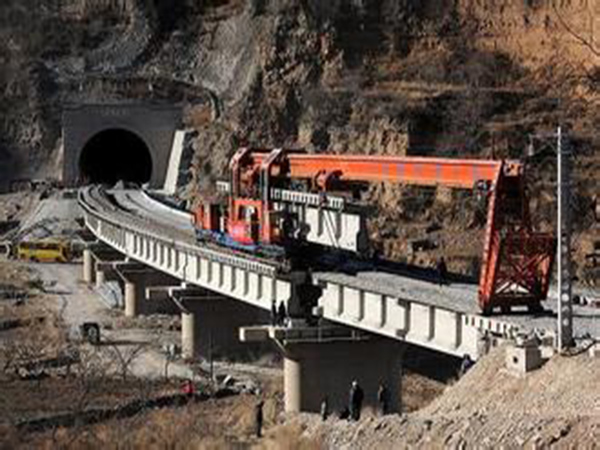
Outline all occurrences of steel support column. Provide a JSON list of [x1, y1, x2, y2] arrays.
[[557, 126, 573, 350]]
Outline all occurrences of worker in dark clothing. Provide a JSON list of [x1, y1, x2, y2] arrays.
[[271, 300, 277, 326], [255, 400, 264, 438], [281, 211, 295, 243], [277, 301, 287, 326], [459, 354, 474, 377], [349, 380, 364, 421], [437, 256, 448, 286], [320, 396, 329, 421], [377, 382, 390, 416]]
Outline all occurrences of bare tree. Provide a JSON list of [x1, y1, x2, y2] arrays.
[[70, 347, 110, 414], [107, 342, 148, 382]]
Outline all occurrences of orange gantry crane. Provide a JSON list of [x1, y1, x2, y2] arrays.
[[194, 148, 556, 315]]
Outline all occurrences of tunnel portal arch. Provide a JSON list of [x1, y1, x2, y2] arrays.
[[79, 128, 153, 185], [62, 104, 182, 188]]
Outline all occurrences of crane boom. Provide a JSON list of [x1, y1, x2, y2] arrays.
[[249, 152, 512, 188]]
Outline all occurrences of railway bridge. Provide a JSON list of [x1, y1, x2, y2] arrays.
[[78, 186, 597, 413]]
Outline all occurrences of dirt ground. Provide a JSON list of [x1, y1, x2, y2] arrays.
[[5, 341, 600, 448], [10, 379, 285, 449], [0, 257, 447, 449], [0, 259, 280, 448], [0, 192, 39, 225]]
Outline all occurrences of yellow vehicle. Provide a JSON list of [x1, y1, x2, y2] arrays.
[[17, 240, 71, 263]]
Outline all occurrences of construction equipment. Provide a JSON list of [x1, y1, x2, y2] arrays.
[[192, 148, 555, 314]]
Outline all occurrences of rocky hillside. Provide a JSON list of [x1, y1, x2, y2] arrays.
[[0, 0, 598, 280]]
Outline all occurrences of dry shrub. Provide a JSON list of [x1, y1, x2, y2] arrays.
[[0, 261, 32, 288], [43, 406, 200, 449], [258, 423, 322, 450], [125, 407, 199, 448], [1, 306, 69, 376], [45, 397, 259, 448]]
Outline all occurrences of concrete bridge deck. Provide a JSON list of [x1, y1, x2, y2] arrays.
[[315, 270, 600, 353], [78, 186, 600, 360]]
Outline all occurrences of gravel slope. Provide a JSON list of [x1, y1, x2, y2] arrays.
[[289, 345, 600, 448]]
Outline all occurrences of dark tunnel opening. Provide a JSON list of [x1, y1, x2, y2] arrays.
[[79, 129, 153, 186]]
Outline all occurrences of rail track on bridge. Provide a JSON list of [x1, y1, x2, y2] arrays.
[[78, 186, 600, 359]]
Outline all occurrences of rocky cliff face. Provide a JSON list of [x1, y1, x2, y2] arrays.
[[1, 0, 598, 281]]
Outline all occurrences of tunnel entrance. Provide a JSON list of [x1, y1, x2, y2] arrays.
[[79, 129, 153, 185]]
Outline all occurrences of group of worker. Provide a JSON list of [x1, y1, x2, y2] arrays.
[[270, 300, 288, 327], [320, 380, 390, 422], [253, 380, 390, 438]]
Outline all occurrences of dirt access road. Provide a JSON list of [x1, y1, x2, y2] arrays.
[[32, 261, 282, 384], [1, 259, 288, 449], [33, 262, 196, 380]]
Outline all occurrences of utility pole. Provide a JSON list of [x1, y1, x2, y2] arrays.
[[557, 126, 574, 351]]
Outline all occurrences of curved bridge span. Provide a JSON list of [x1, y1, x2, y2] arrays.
[[79, 186, 575, 357], [79, 186, 600, 412]]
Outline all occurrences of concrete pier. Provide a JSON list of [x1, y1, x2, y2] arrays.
[[84, 247, 126, 288], [178, 297, 269, 360], [95, 269, 106, 289], [114, 268, 179, 316], [181, 310, 196, 359], [82, 248, 94, 284], [124, 281, 138, 317], [283, 339, 402, 414]]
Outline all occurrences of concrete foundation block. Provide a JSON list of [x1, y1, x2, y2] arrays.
[[95, 270, 106, 289], [537, 334, 556, 360], [588, 344, 600, 358], [124, 281, 138, 317], [540, 345, 555, 360], [239, 327, 270, 342], [506, 344, 543, 373]]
